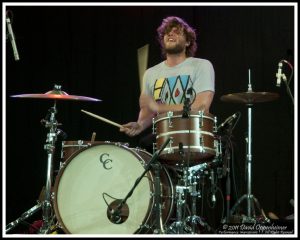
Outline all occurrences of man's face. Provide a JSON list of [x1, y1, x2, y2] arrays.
[[163, 26, 188, 55]]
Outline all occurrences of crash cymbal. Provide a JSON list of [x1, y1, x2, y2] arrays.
[[220, 91, 279, 104], [11, 89, 101, 102]]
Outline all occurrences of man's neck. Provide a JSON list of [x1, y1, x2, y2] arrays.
[[165, 53, 187, 67]]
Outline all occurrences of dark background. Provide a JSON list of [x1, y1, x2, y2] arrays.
[[4, 5, 295, 233]]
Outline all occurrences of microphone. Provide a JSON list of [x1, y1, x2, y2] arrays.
[[110, 208, 122, 224], [217, 112, 239, 131], [186, 87, 193, 95], [276, 61, 283, 87], [182, 87, 193, 118], [6, 15, 20, 61], [107, 199, 125, 224]]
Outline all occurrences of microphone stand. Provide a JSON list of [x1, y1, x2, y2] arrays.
[[182, 92, 191, 118], [110, 137, 171, 233]]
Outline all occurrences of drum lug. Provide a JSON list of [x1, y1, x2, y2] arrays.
[[199, 135, 204, 148], [213, 116, 218, 133], [152, 142, 157, 154], [114, 142, 128, 147], [216, 138, 222, 156], [198, 110, 204, 128], [59, 161, 66, 170], [152, 118, 156, 134], [167, 137, 174, 154], [167, 111, 173, 128], [51, 191, 55, 200]]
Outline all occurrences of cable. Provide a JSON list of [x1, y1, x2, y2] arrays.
[[229, 137, 239, 203], [102, 192, 118, 210], [188, 88, 197, 107]]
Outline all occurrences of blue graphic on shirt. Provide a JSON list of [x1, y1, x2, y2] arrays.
[[153, 75, 192, 104]]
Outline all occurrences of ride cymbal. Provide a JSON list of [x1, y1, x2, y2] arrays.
[[220, 91, 279, 104]]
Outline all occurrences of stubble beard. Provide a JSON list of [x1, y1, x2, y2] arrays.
[[164, 42, 185, 55]]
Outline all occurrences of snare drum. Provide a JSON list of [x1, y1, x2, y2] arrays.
[[153, 111, 219, 166], [53, 142, 174, 234]]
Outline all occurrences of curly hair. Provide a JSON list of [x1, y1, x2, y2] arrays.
[[157, 16, 197, 57]]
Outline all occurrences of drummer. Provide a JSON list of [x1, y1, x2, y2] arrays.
[[120, 16, 215, 150]]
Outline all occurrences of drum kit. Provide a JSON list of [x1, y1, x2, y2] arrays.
[[6, 82, 279, 234]]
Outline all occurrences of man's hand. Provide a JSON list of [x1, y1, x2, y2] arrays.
[[120, 122, 143, 137]]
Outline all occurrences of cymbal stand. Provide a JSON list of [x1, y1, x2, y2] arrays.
[[230, 70, 268, 223], [38, 101, 60, 233], [6, 101, 60, 234]]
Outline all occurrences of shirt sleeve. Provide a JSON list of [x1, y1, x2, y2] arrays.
[[192, 59, 215, 93], [142, 69, 153, 96]]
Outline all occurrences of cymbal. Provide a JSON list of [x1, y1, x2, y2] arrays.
[[11, 89, 101, 102], [220, 91, 279, 104]]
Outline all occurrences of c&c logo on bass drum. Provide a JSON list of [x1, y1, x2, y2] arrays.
[[99, 153, 113, 170]]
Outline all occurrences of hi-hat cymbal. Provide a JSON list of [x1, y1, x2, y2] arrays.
[[220, 91, 279, 104], [11, 89, 101, 102]]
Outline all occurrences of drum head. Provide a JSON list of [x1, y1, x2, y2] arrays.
[[53, 143, 152, 234]]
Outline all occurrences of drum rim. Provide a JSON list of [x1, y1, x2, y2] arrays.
[[153, 110, 215, 124]]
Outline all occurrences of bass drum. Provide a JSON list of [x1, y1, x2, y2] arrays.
[[53, 142, 174, 234]]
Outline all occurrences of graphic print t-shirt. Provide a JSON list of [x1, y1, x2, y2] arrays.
[[143, 57, 215, 105]]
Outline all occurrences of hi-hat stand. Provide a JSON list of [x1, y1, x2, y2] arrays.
[[6, 101, 60, 234]]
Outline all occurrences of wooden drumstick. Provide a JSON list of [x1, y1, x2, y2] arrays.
[[137, 44, 149, 92], [81, 109, 123, 129]]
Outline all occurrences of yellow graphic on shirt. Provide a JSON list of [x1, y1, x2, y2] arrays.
[[153, 77, 165, 100]]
